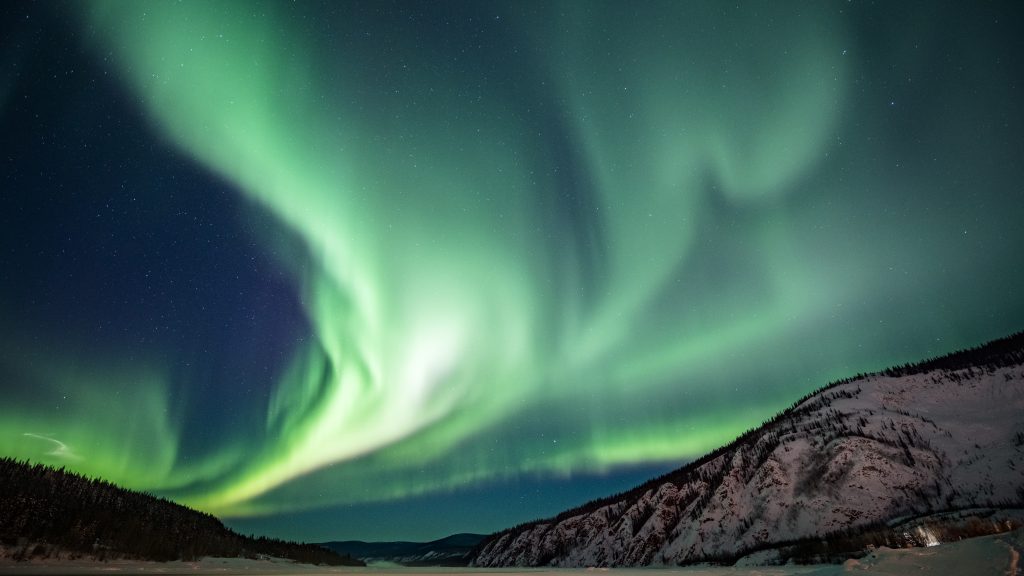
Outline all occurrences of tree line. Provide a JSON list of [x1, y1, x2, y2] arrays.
[[0, 458, 362, 565]]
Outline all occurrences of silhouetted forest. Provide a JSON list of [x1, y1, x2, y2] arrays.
[[0, 458, 363, 565], [320, 533, 486, 566]]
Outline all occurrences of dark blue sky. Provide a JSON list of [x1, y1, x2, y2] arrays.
[[1, 1, 1023, 541]]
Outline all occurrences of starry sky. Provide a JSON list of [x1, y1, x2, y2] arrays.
[[1, 1, 1023, 542]]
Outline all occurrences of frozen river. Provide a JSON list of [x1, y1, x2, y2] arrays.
[[1, 529, 1019, 576]]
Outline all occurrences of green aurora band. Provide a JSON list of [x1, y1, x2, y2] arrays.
[[3, 0, 1023, 525]]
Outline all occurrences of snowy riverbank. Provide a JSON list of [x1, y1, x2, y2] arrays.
[[1, 528, 1020, 575]]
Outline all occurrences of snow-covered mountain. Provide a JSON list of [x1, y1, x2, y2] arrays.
[[472, 333, 1024, 567]]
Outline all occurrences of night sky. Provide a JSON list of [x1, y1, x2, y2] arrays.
[[2, 1, 1023, 542]]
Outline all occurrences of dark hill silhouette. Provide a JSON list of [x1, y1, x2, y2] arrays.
[[0, 459, 363, 565], [320, 532, 486, 566]]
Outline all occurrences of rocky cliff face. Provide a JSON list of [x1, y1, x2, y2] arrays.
[[471, 334, 1024, 567]]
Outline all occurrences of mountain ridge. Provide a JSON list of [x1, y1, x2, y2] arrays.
[[320, 532, 486, 566], [0, 458, 363, 566], [471, 331, 1024, 566]]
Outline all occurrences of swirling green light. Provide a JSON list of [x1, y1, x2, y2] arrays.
[[6, 0, 1017, 529], [72, 0, 847, 514]]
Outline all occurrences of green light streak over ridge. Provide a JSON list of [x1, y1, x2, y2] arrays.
[[4, 1, 1022, 534], [73, 0, 861, 513]]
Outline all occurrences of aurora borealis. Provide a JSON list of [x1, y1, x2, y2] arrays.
[[1, 0, 1023, 541]]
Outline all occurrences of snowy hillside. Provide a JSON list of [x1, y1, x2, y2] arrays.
[[472, 333, 1024, 567]]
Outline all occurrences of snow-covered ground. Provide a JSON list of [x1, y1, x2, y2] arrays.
[[0, 528, 1020, 575]]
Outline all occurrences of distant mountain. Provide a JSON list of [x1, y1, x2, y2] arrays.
[[0, 459, 363, 566], [472, 332, 1024, 567], [321, 532, 486, 566]]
